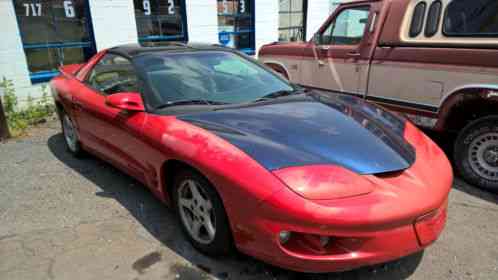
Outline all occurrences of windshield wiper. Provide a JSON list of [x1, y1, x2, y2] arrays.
[[154, 99, 228, 110], [253, 88, 304, 103]]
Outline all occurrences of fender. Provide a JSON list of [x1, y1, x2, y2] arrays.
[[435, 85, 498, 131], [263, 61, 290, 80]]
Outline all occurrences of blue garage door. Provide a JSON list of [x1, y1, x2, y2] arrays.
[[217, 0, 255, 55], [133, 0, 188, 43], [13, 0, 96, 83]]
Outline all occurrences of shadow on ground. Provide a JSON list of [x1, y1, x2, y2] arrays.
[[48, 133, 423, 280]]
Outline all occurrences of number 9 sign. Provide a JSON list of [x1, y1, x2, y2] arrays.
[[142, 0, 151, 15]]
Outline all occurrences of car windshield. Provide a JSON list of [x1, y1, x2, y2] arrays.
[[132, 51, 295, 109]]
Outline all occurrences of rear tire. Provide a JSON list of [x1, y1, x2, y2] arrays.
[[61, 111, 84, 157], [172, 169, 233, 256], [454, 116, 498, 192]]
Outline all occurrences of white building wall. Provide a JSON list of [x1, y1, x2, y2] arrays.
[[254, 0, 279, 56], [186, 0, 219, 44], [88, 0, 138, 51], [2, 0, 318, 100], [0, 0, 43, 101]]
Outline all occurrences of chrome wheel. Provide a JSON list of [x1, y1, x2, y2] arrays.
[[62, 114, 78, 153], [468, 132, 498, 181], [177, 179, 216, 244]]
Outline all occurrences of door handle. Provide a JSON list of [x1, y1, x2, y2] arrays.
[[73, 101, 83, 111]]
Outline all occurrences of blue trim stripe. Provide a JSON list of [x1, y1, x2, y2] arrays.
[[221, 30, 254, 35], [23, 42, 92, 49], [218, 13, 252, 17], [30, 71, 59, 84], [139, 35, 186, 42]]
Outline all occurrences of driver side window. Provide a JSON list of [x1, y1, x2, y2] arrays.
[[320, 6, 370, 45], [86, 54, 139, 95]]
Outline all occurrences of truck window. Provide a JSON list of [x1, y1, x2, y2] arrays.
[[444, 0, 498, 37], [425, 1, 442, 37], [409, 2, 427, 37], [320, 6, 370, 45]]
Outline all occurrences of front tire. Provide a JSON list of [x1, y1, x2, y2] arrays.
[[172, 170, 233, 256], [61, 112, 83, 157], [454, 116, 498, 192]]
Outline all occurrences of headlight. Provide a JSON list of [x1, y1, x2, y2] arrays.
[[272, 165, 374, 200]]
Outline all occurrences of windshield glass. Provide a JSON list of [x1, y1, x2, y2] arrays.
[[133, 51, 294, 109]]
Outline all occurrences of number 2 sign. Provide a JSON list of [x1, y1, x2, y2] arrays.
[[142, 0, 176, 16]]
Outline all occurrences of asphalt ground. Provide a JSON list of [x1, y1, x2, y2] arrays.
[[1, 119, 497, 280]]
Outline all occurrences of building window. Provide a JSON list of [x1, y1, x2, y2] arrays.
[[278, 0, 307, 42], [13, 0, 96, 83], [133, 0, 188, 43], [217, 0, 255, 55], [443, 0, 498, 37], [409, 2, 427, 38]]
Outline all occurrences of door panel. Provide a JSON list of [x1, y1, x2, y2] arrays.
[[309, 5, 372, 94], [72, 53, 154, 185]]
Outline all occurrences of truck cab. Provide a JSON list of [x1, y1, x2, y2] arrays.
[[259, 0, 498, 191]]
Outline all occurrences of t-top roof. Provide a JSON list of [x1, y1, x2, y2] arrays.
[[107, 42, 231, 59]]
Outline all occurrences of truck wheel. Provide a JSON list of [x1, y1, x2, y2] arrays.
[[454, 116, 498, 192]]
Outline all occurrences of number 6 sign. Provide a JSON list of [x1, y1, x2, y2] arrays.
[[63, 1, 75, 18]]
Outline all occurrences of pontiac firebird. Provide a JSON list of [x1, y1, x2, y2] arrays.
[[50, 43, 452, 273]]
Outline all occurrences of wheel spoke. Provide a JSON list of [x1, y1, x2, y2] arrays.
[[203, 214, 216, 240], [191, 219, 202, 238], [179, 198, 193, 210], [188, 181, 204, 204]]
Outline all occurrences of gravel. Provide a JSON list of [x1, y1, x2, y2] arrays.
[[0, 120, 497, 280]]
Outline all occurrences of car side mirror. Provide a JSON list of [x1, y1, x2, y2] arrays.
[[105, 92, 145, 112]]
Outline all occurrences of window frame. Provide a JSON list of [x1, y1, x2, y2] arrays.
[[217, 0, 256, 55], [278, 0, 308, 42], [442, 0, 498, 38], [12, 0, 97, 84], [133, 0, 189, 43], [425, 0, 442, 37], [318, 5, 371, 46], [83, 53, 140, 97], [409, 1, 427, 38]]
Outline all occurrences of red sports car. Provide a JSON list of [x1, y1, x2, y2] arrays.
[[50, 43, 453, 273]]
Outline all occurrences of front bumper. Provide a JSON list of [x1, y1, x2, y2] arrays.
[[235, 198, 447, 273], [231, 123, 452, 273]]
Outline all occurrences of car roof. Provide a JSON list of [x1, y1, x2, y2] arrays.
[[107, 42, 231, 59]]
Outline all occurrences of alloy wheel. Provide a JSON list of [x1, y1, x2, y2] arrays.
[[177, 179, 216, 244], [63, 114, 78, 153]]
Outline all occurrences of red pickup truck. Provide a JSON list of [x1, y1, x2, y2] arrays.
[[259, 0, 498, 191]]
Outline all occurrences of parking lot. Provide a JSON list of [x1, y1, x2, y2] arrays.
[[1, 119, 497, 280]]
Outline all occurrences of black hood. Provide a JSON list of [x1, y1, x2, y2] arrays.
[[178, 92, 415, 174]]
